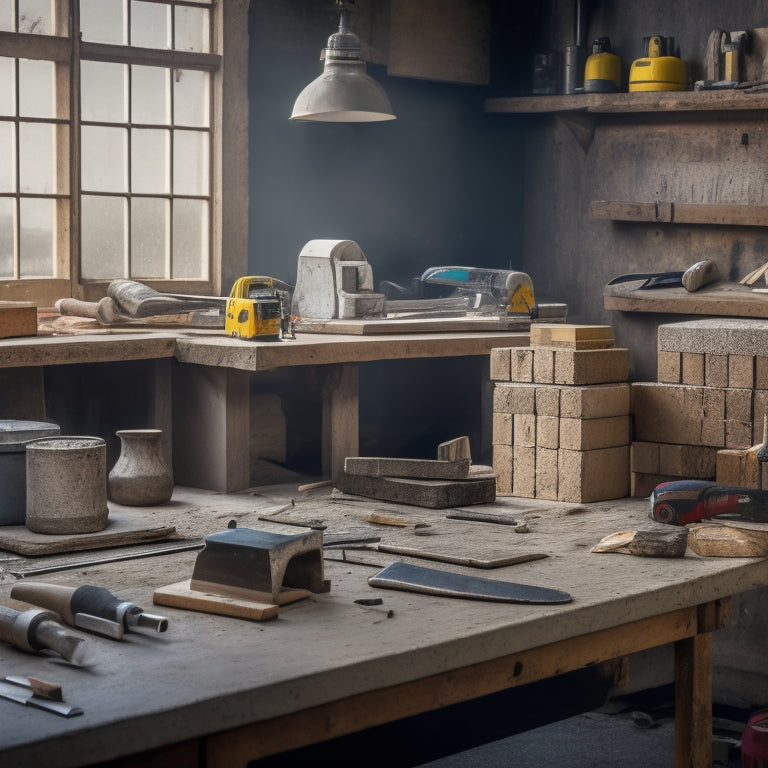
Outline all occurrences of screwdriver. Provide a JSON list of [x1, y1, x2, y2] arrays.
[[0, 604, 89, 665], [11, 583, 168, 641]]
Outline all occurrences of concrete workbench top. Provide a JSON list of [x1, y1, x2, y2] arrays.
[[0, 486, 766, 767]]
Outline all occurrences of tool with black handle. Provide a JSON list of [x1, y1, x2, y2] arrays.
[[0, 604, 89, 665], [11, 583, 168, 640], [650, 479, 768, 525]]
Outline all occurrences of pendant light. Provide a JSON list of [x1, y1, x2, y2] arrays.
[[290, 1, 396, 123]]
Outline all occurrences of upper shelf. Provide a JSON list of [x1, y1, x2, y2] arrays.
[[483, 90, 768, 115]]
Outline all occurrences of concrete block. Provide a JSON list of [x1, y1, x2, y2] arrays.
[[559, 415, 630, 451], [756, 358, 768, 390], [725, 420, 753, 449], [510, 348, 534, 383], [489, 348, 511, 381], [536, 415, 560, 449], [492, 412, 513, 446], [726, 389, 753, 422], [705, 354, 728, 388], [535, 447, 558, 500], [533, 348, 554, 384], [631, 472, 677, 498], [753, 391, 768, 443], [343, 456, 471, 480], [554, 348, 629, 385], [512, 445, 535, 498], [535, 386, 560, 417], [657, 351, 681, 384], [493, 383, 535, 414], [513, 413, 536, 447], [559, 383, 630, 419], [701, 419, 726, 447], [493, 444, 513, 495], [658, 444, 717, 478], [631, 441, 660, 474], [657, 318, 768, 356], [631, 383, 704, 445], [681, 353, 705, 386], [558, 446, 629, 503], [703, 388, 725, 420], [729, 354, 755, 389]]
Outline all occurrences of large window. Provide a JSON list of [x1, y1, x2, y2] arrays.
[[0, 0, 238, 305]]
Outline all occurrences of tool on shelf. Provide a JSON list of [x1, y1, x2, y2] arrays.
[[0, 604, 89, 665], [629, 35, 685, 92], [11, 583, 168, 640], [650, 479, 768, 525], [225, 276, 295, 340], [583, 37, 621, 93]]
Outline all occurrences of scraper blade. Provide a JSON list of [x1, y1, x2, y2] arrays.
[[368, 561, 572, 604]]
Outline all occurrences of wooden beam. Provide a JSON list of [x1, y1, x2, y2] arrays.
[[590, 201, 768, 227]]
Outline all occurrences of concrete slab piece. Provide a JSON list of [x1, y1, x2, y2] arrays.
[[343, 456, 471, 480], [658, 319, 768, 355]]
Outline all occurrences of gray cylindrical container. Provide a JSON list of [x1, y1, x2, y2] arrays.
[[26, 436, 109, 534], [0, 420, 61, 526]]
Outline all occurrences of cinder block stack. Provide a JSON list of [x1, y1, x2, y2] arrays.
[[631, 319, 768, 496], [491, 324, 631, 502]]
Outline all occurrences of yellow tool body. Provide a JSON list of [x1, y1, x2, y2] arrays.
[[584, 38, 621, 93], [225, 276, 291, 340], [629, 35, 685, 92]]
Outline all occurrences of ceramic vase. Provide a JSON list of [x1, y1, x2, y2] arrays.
[[109, 429, 173, 506]]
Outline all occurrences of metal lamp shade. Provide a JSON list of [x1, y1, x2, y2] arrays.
[[290, 60, 396, 122]]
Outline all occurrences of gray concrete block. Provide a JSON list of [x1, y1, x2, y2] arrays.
[[343, 456, 471, 480], [658, 319, 768, 356]]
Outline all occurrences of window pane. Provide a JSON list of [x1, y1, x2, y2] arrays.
[[80, 0, 126, 45], [0, 197, 15, 277], [19, 197, 54, 277], [173, 69, 208, 127], [81, 195, 126, 278], [175, 6, 209, 53], [0, 1, 12, 33], [131, 128, 169, 193], [18, 0, 52, 35], [173, 130, 208, 195], [0, 58, 14, 115], [19, 122, 54, 193], [81, 126, 127, 192], [81, 61, 127, 123], [131, 1, 170, 49], [0, 122, 14, 191], [172, 199, 207, 278], [19, 59, 54, 118], [131, 65, 169, 125], [131, 197, 168, 277]]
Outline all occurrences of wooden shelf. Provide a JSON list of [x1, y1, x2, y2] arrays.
[[484, 90, 768, 115], [604, 281, 768, 318], [590, 201, 768, 227]]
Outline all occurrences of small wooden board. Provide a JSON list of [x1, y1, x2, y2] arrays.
[[294, 315, 533, 335], [0, 301, 37, 339], [687, 520, 768, 557], [0, 513, 176, 556], [530, 323, 615, 349], [153, 580, 279, 621]]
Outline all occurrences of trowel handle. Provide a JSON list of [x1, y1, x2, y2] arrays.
[[11, 583, 77, 625]]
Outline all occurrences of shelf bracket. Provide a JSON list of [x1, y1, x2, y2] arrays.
[[557, 112, 595, 153]]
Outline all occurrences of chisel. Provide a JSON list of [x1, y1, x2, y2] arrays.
[[0, 605, 89, 665], [11, 582, 168, 640]]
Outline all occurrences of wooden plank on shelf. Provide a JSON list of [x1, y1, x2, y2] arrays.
[[604, 281, 768, 318], [294, 315, 533, 335], [590, 201, 768, 226]]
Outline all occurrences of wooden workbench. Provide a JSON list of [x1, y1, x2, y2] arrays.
[[0, 487, 765, 767]]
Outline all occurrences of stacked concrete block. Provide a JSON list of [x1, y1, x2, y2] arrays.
[[631, 319, 768, 496], [491, 325, 630, 503]]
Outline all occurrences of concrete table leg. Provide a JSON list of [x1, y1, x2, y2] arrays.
[[173, 363, 250, 492], [322, 363, 359, 482]]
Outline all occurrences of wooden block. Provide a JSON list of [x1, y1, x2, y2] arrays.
[[0, 301, 37, 339], [492, 412, 513, 446], [725, 420, 752, 449], [726, 388, 753, 422], [631, 441, 660, 474], [705, 354, 728, 388], [631, 383, 704, 445], [681, 353, 705, 386], [657, 350, 681, 384], [436, 436, 471, 462], [752, 391, 768, 443], [513, 413, 536, 447], [701, 418, 726, 448], [630, 472, 677, 498], [493, 444, 513, 495], [489, 347, 511, 381], [557, 446, 629, 503], [530, 323, 614, 349], [559, 415, 630, 451], [716, 449, 747, 486], [658, 444, 717, 478], [755, 358, 768, 390], [559, 383, 630, 419], [553, 348, 629, 385], [532, 348, 554, 384], [343, 456, 471, 479], [493, 382, 535, 414], [535, 447, 558, 500], [510, 348, 533, 382], [728, 354, 755, 389], [512, 445, 535, 497], [536, 415, 559, 449], [703, 387, 725, 419], [335, 472, 496, 508], [535, 385, 560, 417], [687, 521, 768, 558], [153, 580, 279, 621]]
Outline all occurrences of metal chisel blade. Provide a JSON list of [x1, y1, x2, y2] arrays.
[[0, 682, 82, 717]]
